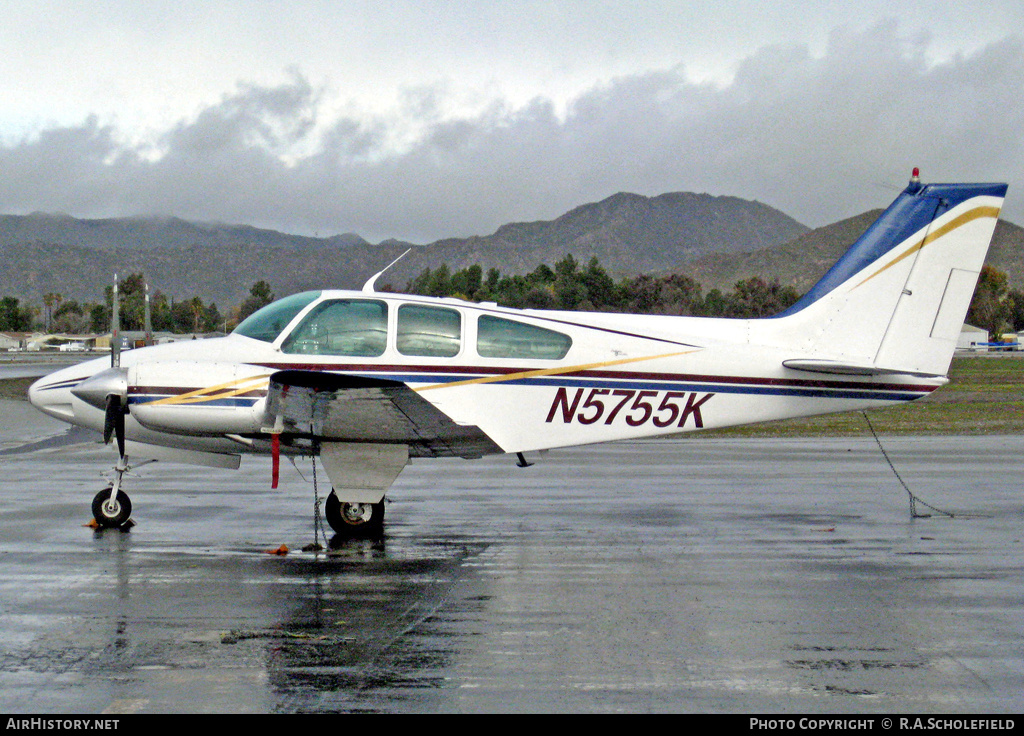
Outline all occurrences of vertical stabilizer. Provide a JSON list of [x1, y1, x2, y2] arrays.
[[776, 176, 1007, 376]]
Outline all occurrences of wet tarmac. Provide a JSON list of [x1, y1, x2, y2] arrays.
[[0, 397, 1022, 713]]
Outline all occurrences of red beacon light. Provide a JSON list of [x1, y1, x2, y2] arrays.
[[907, 167, 922, 192]]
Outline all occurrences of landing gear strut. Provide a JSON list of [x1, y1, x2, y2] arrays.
[[324, 491, 384, 537], [92, 388, 133, 529]]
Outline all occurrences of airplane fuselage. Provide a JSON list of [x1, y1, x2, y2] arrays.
[[30, 293, 942, 463]]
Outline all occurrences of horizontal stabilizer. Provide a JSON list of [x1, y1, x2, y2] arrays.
[[782, 359, 945, 379]]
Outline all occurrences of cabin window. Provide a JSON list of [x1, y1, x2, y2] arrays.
[[281, 299, 388, 356], [477, 315, 572, 360], [234, 291, 320, 343], [397, 304, 461, 357]]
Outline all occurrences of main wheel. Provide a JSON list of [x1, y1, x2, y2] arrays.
[[324, 491, 384, 537], [92, 487, 132, 528]]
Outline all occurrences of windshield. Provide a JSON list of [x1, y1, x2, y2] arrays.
[[233, 291, 320, 343]]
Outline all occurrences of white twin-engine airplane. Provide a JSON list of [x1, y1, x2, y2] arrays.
[[29, 173, 1008, 536]]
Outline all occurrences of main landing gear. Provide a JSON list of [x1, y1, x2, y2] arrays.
[[324, 491, 385, 538]]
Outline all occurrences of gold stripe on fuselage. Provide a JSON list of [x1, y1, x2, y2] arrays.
[[414, 349, 701, 392], [140, 350, 704, 405], [145, 375, 272, 406]]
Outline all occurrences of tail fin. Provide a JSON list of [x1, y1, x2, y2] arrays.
[[776, 174, 1007, 377]]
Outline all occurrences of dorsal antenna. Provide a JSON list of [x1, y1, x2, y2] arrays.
[[362, 248, 412, 293]]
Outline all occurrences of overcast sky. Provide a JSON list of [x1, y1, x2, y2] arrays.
[[1, 0, 1021, 242]]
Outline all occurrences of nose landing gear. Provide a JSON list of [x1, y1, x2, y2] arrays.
[[92, 486, 133, 529]]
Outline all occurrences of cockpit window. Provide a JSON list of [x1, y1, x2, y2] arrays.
[[281, 299, 388, 356], [397, 304, 461, 357], [234, 291, 320, 343], [477, 315, 572, 359]]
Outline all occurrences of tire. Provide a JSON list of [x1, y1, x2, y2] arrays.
[[324, 491, 384, 537], [92, 487, 132, 528]]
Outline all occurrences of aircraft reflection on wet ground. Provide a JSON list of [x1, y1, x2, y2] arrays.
[[1, 400, 1023, 713]]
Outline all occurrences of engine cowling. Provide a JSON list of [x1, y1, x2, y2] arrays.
[[127, 361, 271, 436]]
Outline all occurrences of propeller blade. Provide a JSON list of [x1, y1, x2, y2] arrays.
[[115, 407, 126, 459], [102, 394, 117, 444], [103, 394, 126, 459]]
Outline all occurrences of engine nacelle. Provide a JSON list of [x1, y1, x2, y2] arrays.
[[127, 361, 270, 436]]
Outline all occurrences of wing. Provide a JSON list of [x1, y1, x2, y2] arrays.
[[264, 370, 502, 459]]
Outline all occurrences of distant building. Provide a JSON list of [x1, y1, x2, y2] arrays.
[[0, 332, 47, 351], [957, 324, 989, 352], [0, 332, 23, 351]]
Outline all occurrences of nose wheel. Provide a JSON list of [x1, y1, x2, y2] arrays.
[[92, 487, 132, 528], [324, 491, 384, 537]]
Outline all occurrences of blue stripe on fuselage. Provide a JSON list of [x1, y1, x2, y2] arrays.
[[127, 370, 931, 408], [382, 372, 929, 402], [127, 395, 261, 408]]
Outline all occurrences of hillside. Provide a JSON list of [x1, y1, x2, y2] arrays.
[[686, 213, 1024, 294], [392, 191, 809, 284], [0, 192, 808, 308]]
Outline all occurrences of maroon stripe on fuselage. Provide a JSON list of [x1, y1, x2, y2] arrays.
[[129, 385, 267, 397], [253, 362, 938, 394]]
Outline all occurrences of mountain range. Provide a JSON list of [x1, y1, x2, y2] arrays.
[[1, 191, 1020, 311]]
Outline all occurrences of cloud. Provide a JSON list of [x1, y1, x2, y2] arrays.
[[0, 23, 1021, 242]]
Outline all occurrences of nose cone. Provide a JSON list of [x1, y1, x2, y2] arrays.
[[70, 367, 128, 410]]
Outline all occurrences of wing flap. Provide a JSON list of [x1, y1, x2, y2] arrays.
[[264, 370, 502, 459]]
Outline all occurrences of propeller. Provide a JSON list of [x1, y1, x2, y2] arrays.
[[74, 273, 129, 459], [106, 273, 125, 459]]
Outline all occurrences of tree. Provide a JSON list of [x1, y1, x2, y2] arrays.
[[398, 253, 807, 320], [150, 291, 174, 332], [722, 277, 799, 318], [426, 264, 452, 297], [580, 257, 618, 310], [238, 280, 275, 322], [52, 300, 87, 333], [89, 303, 110, 333], [0, 296, 32, 331], [967, 265, 1011, 340], [449, 264, 483, 300], [42, 292, 62, 331], [103, 273, 148, 331], [1006, 289, 1024, 332]]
